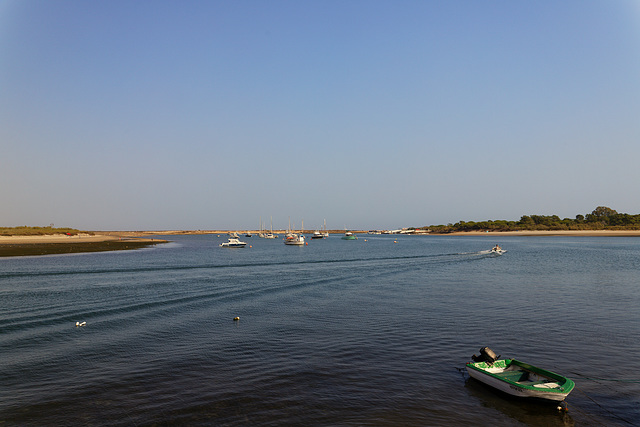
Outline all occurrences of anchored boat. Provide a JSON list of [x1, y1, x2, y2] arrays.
[[341, 231, 357, 240], [466, 347, 574, 402], [312, 219, 329, 239], [284, 219, 305, 245], [284, 233, 305, 245], [220, 238, 247, 248]]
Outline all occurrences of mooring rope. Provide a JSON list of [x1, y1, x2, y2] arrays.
[[573, 387, 636, 426], [570, 371, 640, 383]]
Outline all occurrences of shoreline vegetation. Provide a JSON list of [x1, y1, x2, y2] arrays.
[[2, 206, 640, 257], [424, 206, 640, 234]]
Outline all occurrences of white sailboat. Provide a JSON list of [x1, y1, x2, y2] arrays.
[[259, 216, 277, 238], [265, 216, 277, 238]]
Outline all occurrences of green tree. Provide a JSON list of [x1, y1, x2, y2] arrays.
[[519, 215, 535, 227], [586, 206, 618, 224]]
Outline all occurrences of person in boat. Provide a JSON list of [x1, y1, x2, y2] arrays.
[[493, 244, 501, 252]]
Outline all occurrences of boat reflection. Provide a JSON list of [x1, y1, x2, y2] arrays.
[[464, 378, 575, 427]]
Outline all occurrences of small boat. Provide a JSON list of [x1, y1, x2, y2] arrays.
[[259, 216, 278, 238], [312, 219, 329, 239], [284, 233, 305, 245], [220, 238, 247, 248], [342, 231, 357, 240], [284, 219, 305, 245], [490, 245, 506, 255], [466, 347, 574, 402]]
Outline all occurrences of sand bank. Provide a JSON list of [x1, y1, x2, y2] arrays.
[[0, 234, 168, 257]]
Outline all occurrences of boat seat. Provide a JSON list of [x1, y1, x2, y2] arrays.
[[532, 381, 560, 388], [494, 371, 528, 382]]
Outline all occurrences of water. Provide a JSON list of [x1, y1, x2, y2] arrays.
[[1, 235, 639, 426]]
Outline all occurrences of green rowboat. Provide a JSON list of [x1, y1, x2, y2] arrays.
[[466, 347, 575, 402]]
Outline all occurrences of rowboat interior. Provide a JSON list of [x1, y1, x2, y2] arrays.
[[472, 360, 567, 390]]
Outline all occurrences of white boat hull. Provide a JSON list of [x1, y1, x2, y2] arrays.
[[220, 238, 247, 248], [284, 236, 305, 245], [467, 367, 568, 401], [466, 357, 574, 402]]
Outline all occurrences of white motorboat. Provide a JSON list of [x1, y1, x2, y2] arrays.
[[312, 219, 329, 239], [284, 233, 305, 245], [220, 238, 247, 248], [284, 219, 305, 245]]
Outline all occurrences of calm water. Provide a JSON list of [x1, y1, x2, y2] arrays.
[[1, 235, 638, 426]]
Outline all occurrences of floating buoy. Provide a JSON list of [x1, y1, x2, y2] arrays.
[[75, 321, 86, 327], [233, 317, 240, 321], [249, 245, 252, 248]]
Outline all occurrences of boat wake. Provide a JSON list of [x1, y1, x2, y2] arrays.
[[456, 250, 499, 256], [476, 249, 506, 256]]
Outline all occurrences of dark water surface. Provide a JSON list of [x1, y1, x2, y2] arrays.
[[1, 235, 638, 426]]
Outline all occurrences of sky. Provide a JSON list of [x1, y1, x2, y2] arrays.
[[1, 0, 640, 231]]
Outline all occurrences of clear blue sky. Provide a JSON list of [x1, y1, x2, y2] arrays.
[[2, 1, 639, 231]]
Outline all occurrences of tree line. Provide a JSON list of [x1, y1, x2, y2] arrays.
[[426, 206, 640, 233]]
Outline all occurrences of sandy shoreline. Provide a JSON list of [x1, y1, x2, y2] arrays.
[[0, 234, 164, 244], [0, 234, 168, 257]]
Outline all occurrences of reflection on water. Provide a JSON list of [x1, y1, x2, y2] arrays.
[[465, 378, 575, 427]]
